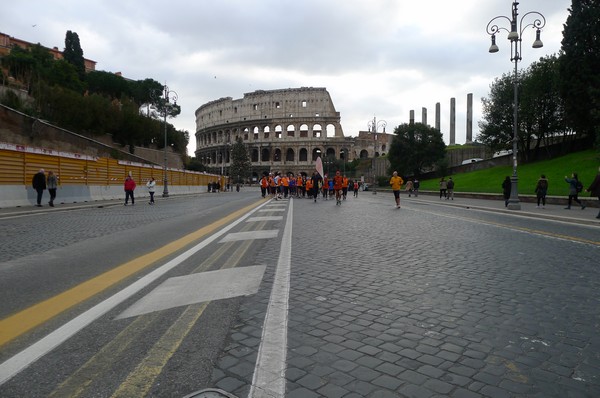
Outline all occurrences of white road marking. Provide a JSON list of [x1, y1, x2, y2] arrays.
[[116, 266, 267, 319], [0, 201, 271, 386], [249, 199, 293, 398], [246, 216, 284, 222], [219, 230, 279, 243], [258, 208, 285, 212]]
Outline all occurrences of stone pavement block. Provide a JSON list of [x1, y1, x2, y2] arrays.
[[479, 384, 511, 398], [398, 383, 436, 398], [286, 387, 320, 398], [372, 374, 404, 390], [316, 383, 349, 398], [296, 374, 323, 390]]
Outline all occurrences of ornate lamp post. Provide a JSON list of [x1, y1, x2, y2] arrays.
[[486, 1, 545, 210], [367, 116, 386, 194], [151, 84, 179, 198]]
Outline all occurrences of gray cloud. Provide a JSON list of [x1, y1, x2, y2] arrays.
[[1, 0, 571, 154]]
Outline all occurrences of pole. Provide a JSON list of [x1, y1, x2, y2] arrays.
[[508, 56, 520, 209], [486, 1, 545, 211], [163, 100, 169, 197]]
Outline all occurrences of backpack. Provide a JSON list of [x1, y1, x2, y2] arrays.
[[576, 180, 583, 193]]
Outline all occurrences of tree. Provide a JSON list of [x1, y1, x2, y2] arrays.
[[86, 71, 131, 99], [560, 0, 600, 145], [477, 73, 516, 154], [63, 31, 85, 80], [478, 56, 569, 161], [229, 136, 252, 183], [520, 55, 566, 159], [388, 123, 446, 178]]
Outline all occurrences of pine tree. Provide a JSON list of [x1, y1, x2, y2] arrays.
[[63, 30, 86, 80]]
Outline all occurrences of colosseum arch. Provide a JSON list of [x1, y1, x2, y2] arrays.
[[299, 148, 308, 162], [287, 124, 295, 138], [286, 148, 295, 161]]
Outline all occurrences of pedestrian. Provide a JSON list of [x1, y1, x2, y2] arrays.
[[405, 179, 414, 197], [342, 174, 349, 200], [322, 174, 329, 200], [585, 166, 600, 219], [564, 172, 585, 210], [47, 170, 58, 207], [333, 170, 344, 205], [124, 173, 136, 205], [305, 175, 313, 199], [353, 180, 359, 197], [296, 174, 304, 198], [439, 177, 448, 199], [311, 170, 322, 203], [534, 174, 548, 208], [413, 179, 420, 197], [502, 176, 511, 207], [446, 177, 455, 200], [32, 168, 46, 207], [389, 171, 404, 208], [146, 177, 156, 205], [260, 175, 268, 198]]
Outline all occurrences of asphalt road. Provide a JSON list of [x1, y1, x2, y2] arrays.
[[0, 190, 599, 397]]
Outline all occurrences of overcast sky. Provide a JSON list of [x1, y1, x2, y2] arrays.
[[2, 0, 571, 156]]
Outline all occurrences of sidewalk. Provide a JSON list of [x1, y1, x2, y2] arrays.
[[403, 191, 600, 226]]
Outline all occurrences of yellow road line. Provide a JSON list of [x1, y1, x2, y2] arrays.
[[0, 200, 265, 347], [111, 303, 209, 398], [49, 313, 162, 398]]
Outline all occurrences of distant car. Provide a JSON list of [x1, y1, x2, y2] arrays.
[[461, 158, 483, 165], [493, 150, 512, 158]]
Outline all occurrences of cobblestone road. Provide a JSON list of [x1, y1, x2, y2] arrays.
[[212, 193, 600, 398]]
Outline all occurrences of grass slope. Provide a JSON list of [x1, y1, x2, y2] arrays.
[[418, 149, 599, 196]]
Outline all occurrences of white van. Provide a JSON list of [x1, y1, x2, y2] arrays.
[[461, 158, 483, 165]]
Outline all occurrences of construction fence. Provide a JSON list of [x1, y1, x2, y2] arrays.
[[0, 143, 221, 188]]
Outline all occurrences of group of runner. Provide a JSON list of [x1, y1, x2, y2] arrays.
[[259, 170, 361, 204]]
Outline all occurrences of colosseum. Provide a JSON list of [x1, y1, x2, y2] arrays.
[[194, 87, 393, 181]]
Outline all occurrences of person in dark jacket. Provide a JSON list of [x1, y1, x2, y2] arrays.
[[585, 166, 600, 219], [534, 174, 548, 208], [564, 172, 585, 210], [32, 169, 46, 207], [501, 176, 511, 207]]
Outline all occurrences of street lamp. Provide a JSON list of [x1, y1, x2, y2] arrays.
[[486, 1, 545, 210], [151, 84, 179, 198], [367, 116, 386, 194]]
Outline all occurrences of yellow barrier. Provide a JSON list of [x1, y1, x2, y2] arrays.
[[0, 148, 222, 188]]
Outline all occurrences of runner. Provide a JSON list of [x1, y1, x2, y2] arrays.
[[353, 180, 359, 197], [333, 170, 343, 205], [310, 170, 322, 203], [322, 174, 329, 200], [342, 174, 349, 200], [389, 171, 404, 208]]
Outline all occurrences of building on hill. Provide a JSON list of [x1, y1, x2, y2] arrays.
[[194, 87, 394, 181], [0, 32, 96, 72]]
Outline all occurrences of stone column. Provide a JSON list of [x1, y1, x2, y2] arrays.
[[409, 110, 415, 125], [466, 93, 473, 143], [422, 107, 427, 126], [435, 102, 441, 131], [450, 97, 456, 145]]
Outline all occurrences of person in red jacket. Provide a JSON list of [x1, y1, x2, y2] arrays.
[[124, 173, 136, 205]]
